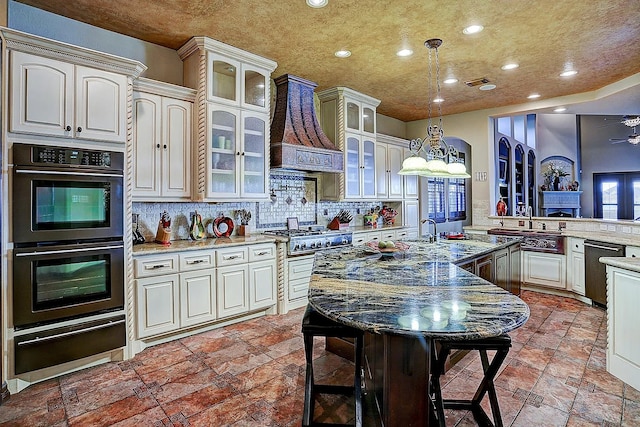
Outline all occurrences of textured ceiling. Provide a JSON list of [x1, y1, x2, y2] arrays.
[[15, 0, 640, 122]]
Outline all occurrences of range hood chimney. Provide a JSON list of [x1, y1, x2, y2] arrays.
[[270, 74, 343, 173]]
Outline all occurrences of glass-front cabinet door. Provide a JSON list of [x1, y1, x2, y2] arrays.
[[209, 107, 238, 196], [241, 113, 268, 197], [362, 138, 376, 198], [345, 135, 361, 197], [243, 67, 267, 109], [208, 54, 240, 105], [363, 106, 375, 134], [346, 101, 360, 131]]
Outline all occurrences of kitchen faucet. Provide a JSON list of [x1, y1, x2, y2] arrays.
[[421, 219, 437, 243], [526, 206, 533, 229]]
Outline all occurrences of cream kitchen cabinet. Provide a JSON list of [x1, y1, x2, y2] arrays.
[[375, 140, 404, 200], [606, 264, 640, 391], [567, 237, 585, 295], [134, 243, 276, 340], [206, 106, 269, 198], [132, 79, 196, 200], [523, 251, 566, 289], [178, 36, 277, 201], [283, 254, 315, 313], [353, 230, 382, 246], [317, 87, 381, 201], [10, 51, 128, 143], [626, 246, 640, 258]]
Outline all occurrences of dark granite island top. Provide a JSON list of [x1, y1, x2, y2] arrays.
[[308, 235, 530, 426]]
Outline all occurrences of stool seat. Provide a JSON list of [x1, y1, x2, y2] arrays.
[[302, 304, 364, 427], [430, 334, 512, 427]]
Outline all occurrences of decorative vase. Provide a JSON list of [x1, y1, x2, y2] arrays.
[[553, 176, 560, 191]]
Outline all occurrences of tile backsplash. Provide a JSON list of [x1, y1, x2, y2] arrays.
[[133, 170, 401, 241]]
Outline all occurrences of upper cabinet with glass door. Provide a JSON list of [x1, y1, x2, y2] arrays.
[[178, 37, 277, 201], [317, 87, 381, 200]]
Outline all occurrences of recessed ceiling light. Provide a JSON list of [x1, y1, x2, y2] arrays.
[[306, 0, 328, 8], [479, 84, 496, 91], [443, 78, 458, 84], [396, 49, 413, 57], [463, 25, 484, 35], [527, 93, 541, 99], [433, 97, 444, 103], [501, 63, 519, 70], [334, 50, 351, 58], [560, 70, 577, 77], [554, 107, 567, 112]]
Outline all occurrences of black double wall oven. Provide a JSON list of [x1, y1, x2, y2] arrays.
[[12, 143, 126, 374]]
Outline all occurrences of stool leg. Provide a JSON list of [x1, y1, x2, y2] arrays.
[[430, 345, 450, 427], [470, 348, 508, 427], [354, 335, 363, 427], [302, 334, 315, 427]]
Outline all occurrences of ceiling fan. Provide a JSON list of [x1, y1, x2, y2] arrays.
[[610, 128, 639, 145], [609, 115, 640, 145]]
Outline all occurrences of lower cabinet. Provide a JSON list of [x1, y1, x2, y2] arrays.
[[136, 273, 180, 338], [453, 243, 521, 295], [217, 264, 249, 318], [523, 251, 566, 289], [134, 243, 276, 340], [180, 270, 216, 327], [567, 238, 585, 295]]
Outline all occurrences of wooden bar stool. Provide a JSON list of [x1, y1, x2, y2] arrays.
[[302, 304, 364, 427], [430, 334, 512, 427]]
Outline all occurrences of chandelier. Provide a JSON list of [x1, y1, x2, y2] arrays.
[[398, 39, 470, 178]]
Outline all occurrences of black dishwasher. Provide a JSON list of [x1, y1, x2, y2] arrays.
[[584, 240, 626, 307]]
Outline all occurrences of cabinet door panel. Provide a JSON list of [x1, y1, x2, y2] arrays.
[[249, 261, 276, 310], [180, 271, 216, 327], [209, 107, 239, 197], [345, 136, 361, 198], [387, 145, 404, 198], [494, 249, 509, 291], [242, 113, 268, 196], [10, 51, 73, 136], [136, 275, 179, 338], [163, 98, 192, 197], [76, 66, 127, 142], [132, 93, 161, 196], [523, 252, 566, 289], [375, 143, 389, 199], [217, 265, 249, 318], [362, 139, 376, 198]]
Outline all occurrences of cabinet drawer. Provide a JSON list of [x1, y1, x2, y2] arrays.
[[288, 256, 314, 281], [626, 246, 640, 258], [248, 243, 276, 261], [395, 229, 409, 240], [216, 246, 248, 266], [179, 251, 215, 271], [134, 254, 179, 278], [289, 278, 310, 301], [380, 230, 396, 240], [569, 238, 584, 254]]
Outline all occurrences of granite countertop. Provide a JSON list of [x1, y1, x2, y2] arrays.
[[132, 235, 279, 255], [599, 257, 640, 273], [309, 235, 529, 340]]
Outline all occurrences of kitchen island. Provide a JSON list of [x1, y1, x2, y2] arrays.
[[309, 236, 530, 426]]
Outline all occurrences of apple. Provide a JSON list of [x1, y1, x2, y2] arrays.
[[385, 241, 396, 248], [378, 241, 387, 249]]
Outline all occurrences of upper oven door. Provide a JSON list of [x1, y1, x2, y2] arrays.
[[12, 167, 123, 244]]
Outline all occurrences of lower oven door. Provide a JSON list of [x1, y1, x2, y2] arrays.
[[14, 314, 126, 374], [13, 240, 125, 329]]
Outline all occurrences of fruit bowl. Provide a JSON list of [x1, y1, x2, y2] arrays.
[[364, 240, 410, 255]]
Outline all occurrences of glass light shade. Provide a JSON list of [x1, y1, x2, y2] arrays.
[[423, 159, 449, 176], [447, 162, 471, 178], [398, 156, 430, 175]]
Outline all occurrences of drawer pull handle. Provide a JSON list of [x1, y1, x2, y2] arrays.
[[147, 264, 170, 270], [17, 319, 125, 346], [226, 255, 240, 260], [256, 251, 269, 256], [187, 259, 205, 265]]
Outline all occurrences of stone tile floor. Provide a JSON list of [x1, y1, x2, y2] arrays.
[[0, 290, 638, 426]]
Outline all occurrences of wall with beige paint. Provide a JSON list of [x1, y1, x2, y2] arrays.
[[7, 0, 183, 85]]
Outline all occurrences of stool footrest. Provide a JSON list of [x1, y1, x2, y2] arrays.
[[314, 384, 354, 396]]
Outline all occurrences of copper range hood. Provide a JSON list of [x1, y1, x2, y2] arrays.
[[270, 74, 343, 173]]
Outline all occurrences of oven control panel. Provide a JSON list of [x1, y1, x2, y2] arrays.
[[289, 232, 353, 255], [34, 146, 111, 167], [13, 143, 124, 172]]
